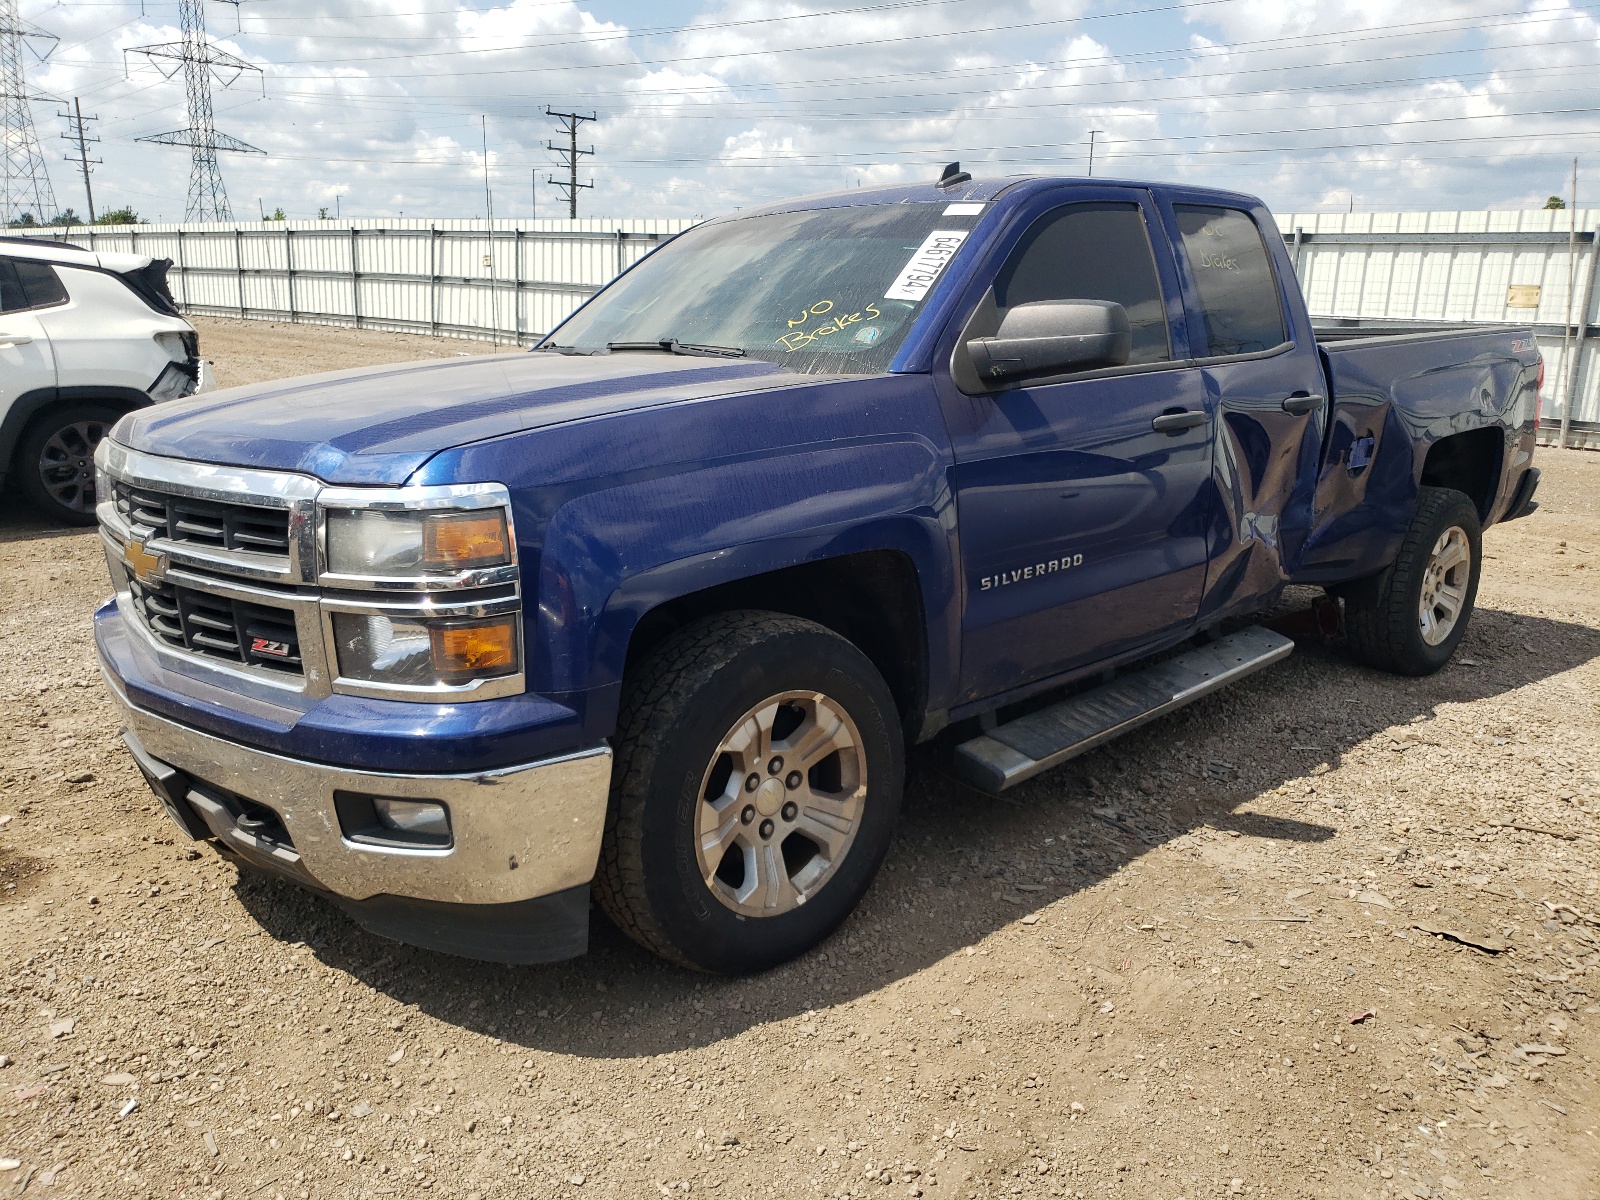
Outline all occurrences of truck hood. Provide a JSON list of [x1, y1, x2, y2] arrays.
[[117, 351, 795, 485]]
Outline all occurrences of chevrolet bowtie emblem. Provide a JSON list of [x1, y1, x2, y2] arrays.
[[122, 536, 166, 585]]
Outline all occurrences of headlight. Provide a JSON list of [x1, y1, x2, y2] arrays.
[[331, 612, 519, 687], [94, 442, 114, 512], [325, 508, 511, 577]]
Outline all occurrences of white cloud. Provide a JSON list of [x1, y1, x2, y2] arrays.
[[7, 0, 1596, 225]]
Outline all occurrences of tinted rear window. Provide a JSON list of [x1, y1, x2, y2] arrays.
[[12, 259, 69, 308], [1173, 205, 1285, 357]]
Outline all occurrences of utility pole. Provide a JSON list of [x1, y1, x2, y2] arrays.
[[0, 0, 58, 225], [482, 114, 498, 347], [60, 97, 99, 223], [1087, 130, 1104, 178], [1558, 158, 1579, 451], [545, 107, 595, 220], [127, 0, 265, 222]]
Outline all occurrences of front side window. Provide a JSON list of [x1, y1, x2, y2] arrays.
[[11, 259, 69, 309], [1173, 205, 1286, 357], [545, 203, 986, 373], [994, 202, 1171, 365]]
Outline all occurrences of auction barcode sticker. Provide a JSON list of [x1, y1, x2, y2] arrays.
[[885, 230, 969, 302]]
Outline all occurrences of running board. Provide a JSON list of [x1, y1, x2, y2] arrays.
[[952, 626, 1295, 794]]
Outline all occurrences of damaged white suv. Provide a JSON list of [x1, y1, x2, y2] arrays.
[[0, 236, 212, 524]]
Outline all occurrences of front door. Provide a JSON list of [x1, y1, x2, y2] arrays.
[[936, 193, 1214, 705]]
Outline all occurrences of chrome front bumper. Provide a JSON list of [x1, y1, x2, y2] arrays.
[[104, 673, 612, 908]]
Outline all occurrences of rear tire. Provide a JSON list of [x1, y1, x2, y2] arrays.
[[1342, 485, 1482, 676], [17, 403, 121, 526], [595, 611, 903, 973]]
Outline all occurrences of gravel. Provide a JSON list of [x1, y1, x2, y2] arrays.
[[2, 320, 1597, 1199]]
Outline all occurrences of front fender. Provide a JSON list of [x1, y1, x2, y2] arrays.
[[535, 436, 958, 706]]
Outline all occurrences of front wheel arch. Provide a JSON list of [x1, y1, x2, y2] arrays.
[[595, 609, 905, 973]]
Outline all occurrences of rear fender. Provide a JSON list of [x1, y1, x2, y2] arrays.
[[1293, 337, 1524, 585]]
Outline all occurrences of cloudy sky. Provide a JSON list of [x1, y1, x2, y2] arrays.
[[12, 0, 1600, 222]]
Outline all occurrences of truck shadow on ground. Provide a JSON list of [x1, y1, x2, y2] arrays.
[[229, 601, 1600, 1059]]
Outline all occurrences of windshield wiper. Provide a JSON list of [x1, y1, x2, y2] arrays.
[[605, 338, 745, 359]]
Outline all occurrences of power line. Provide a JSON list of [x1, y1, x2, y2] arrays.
[[60, 96, 100, 222], [255, 6, 1584, 78], [251, 60, 1598, 131], [546, 107, 594, 219], [127, 0, 265, 221], [0, 0, 57, 224]]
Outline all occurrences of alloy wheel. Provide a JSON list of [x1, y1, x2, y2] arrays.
[[36, 419, 108, 515], [694, 690, 867, 918], [1418, 525, 1471, 646]]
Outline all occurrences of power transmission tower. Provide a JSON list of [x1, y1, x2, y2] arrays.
[[127, 0, 265, 222], [0, 0, 58, 225], [545, 108, 594, 219], [60, 98, 100, 223]]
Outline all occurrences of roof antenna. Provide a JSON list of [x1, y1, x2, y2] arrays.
[[937, 162, 972, 189]]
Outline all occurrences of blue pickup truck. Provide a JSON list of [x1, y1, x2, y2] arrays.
[[92, 172, 1542, 973]]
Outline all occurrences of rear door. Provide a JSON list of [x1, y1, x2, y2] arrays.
[[934, 189, 1215, 704], [1158, 196, 1328, 623], [0, 256, 57, 424]]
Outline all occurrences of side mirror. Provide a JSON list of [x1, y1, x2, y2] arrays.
[[966, 300, 1132, 383]]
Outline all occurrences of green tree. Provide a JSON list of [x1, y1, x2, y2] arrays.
[[1545, 196, 1567, 210], [318, 206, 330, 219], [267, 206, 286, 221], [95, 207, 141, 225], [47, 209, 83, 226], [7, 213, 37, 228]]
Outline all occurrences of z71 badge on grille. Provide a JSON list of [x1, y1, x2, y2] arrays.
[[250, 637, 293, 658]]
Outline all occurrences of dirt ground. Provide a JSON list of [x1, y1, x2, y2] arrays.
[[2, 319, 1598, 1200]]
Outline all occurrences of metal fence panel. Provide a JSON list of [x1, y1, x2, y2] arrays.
[[18, 217, 697, 346], [18, 209, 1599, 444], [1280, 210, 1600, 444]]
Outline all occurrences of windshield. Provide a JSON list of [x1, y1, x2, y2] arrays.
[[543, 202, 985, 373]]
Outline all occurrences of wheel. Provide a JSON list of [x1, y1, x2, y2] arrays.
[[17, 403, 120, 525], [596, 610, 904, 973], [1342, 485, 1482, 676]]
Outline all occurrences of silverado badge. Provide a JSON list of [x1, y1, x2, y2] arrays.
[[122, 536, 166, 586]]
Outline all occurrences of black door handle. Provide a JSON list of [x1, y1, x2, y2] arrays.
[[1151, 410, 1207, 434], [1281, 393, 1325, 415]]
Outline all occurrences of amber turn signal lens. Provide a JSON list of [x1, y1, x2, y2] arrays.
[[430, 617, 518, 681], [423, 511, 510, 572]]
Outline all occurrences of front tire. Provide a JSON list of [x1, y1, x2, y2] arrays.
[[596, 611, 904, 973], [1342, 485, 1483, 676], [17, 403, 120, 525]]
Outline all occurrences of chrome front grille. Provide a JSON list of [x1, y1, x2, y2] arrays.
[[127, 576, 303, 675], [114, 481, 292, 556], [98, 442, 523, 704]]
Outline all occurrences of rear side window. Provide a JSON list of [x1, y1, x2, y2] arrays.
[[0, 259, 28, 314], [1173, 205, 1285, 356], [12, 259, 69, 309], [994, 202, 1171, 364]]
